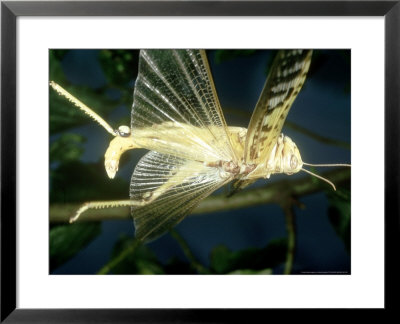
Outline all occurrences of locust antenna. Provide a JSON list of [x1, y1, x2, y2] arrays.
[[301, 168, 336, 191], [303, 162, 351, 168], [49, 81, 117, 136]]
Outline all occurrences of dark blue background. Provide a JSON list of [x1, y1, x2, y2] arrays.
[[50, 50, 350, 274]]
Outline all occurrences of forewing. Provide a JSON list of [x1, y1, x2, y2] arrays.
[[131, 49, 237, 163], [244, 50, 313, 164], [130, 151, 233, 242]]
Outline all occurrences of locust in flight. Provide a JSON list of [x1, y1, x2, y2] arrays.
[[50, 49, 350, 242]]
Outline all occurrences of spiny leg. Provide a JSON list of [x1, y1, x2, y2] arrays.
[[50, 81, 141, 179], [71, 160, 201, 223], [70, 199, 148, 223], [49, 81, 117, 136], [70, 181, 178, 223]]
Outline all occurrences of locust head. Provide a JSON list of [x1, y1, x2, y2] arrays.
[[280, 135, 303, 175], [268, 134, 351, 190], [268, 134, 303, 176], [104, 125, 137, 179]]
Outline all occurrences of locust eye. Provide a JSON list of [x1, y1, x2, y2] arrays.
[[290, 155, 298, 170], [117, 125, 131, 137]]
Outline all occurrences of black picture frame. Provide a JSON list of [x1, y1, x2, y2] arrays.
[[1, 0, 398, 322]]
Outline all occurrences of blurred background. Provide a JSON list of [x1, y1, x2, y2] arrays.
[[49, 49, 351, 275]]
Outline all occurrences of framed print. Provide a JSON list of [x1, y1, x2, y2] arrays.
[[1, 0, 398, 322], [48, 48, 351, 276]]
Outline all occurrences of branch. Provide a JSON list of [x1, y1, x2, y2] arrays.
[[170, 230, 210, 274], [97, 239, 141, 274], [282, 202, 296, 274], [50, 167, 350, 223]]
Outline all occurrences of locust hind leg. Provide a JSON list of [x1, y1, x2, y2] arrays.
[[69, 199, 151, 223], [69, 179, 177, 224], [70, 160, 201, 223], [70, 168, 182, 223]]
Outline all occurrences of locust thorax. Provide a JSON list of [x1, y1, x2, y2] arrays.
[[104, 126, 137, 179], [268, 134, 303, 175]]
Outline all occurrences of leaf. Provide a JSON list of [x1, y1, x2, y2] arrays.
[[164, 257, 196, 274], [50, 133, 86, 163], [109, 235, 164, 274], [210, 238, 287, 274], [50, 84, 121, 134], [327, 189, 351, 253], [99, 50, 138, 87], [50, 222, 101, 271], [50, 160, 129, 203], [98, 50, 139, 107], [49, 49, 128, 134], [49, 50, 68, 84]]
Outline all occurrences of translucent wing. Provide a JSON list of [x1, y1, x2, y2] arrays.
[[244, 50, 313, 164], [130, 151, 233, 242], [131, 49, 237, 163]]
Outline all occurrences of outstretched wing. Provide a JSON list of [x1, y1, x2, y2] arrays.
[[130, 151, 233, 242], [244, 50, 313, 164], [131, 49, 237, 163]]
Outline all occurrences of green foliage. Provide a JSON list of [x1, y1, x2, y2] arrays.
[[49, 49, 351, 274], [49, 83, 121, 134], [98, 50, 138, 108], [50, 133, 85, 163], [49, 50, 68, 85], [100, 236, 284, 275], [210, 238, 287, 274], [109, 235, 164, 274], [50, 222, 101, 271], [102, 236, 200, 274], [49, 49, 133, 134], [50, 160, 129, 203], [49, 49, 138, 273], [327, 189, 351, 253], [51, 49, 69, 61], [99, 50, 138, 86]]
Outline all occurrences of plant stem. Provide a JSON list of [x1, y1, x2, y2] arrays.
[[97, 239, 141, 274], [283, 202, 296, 275], [50, 167, 350, 223], [170, 229, 209, 274]]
